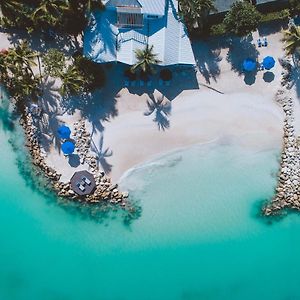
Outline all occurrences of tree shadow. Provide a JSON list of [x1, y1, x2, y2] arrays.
[[144, 93, 172, 131], [263, 71, 275, 83], [192, 40, 222, 84], [5, 28, 79, 55], [36, 78, 63, 153], [68, 154, 80, 167], [279, 57, 300, 97], [258, 19, 288, 37], [244, 73, 256, 85], [90, 133, 113, 174], [226, 36, 259, 76]]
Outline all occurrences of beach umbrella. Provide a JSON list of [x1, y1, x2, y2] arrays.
[[61, 141, 75, 155], [58, 125, 71, 139], [262, 56, 275, 70], [243, 58, 256, 72]]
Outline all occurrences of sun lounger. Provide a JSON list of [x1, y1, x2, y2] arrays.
[[82, 176, 91, 185], [124, 80, 129, 87], [259, 62, 264, 71], [159, 79, 163, 86], [131, 80, 136, 87], [76, 182, 85, 192], [263, 37, 268, 47], [140, 80, 144, 87], [147, 80, 152, 87], [257, 38, 262, 47], [166, 80, 171, 86]]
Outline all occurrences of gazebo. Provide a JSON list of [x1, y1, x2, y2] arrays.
[[70, 170, 96, 196]]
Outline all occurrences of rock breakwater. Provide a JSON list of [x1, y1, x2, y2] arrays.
[[263, 90, 300, 215], [20, 110, 130, 208]]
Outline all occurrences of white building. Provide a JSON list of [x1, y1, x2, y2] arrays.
[[83, 0, 196, 66]]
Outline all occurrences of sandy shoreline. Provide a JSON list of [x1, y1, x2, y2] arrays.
[[1, 26, 292, 186], [44, 87, 284, 183]]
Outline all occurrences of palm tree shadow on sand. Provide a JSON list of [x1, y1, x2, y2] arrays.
[[144, 93, 172, 131], [90, 133, 113, 174]]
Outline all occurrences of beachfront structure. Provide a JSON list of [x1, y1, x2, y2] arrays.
[[83, 0, 196, 66], [213, 0, 287, 15]]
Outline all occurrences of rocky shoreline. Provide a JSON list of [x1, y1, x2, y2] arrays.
[[20, 110, 130, 208], [263, 89, 300, 216]]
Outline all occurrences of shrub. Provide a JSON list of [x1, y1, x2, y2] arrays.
[[223, 1, 262, 36]]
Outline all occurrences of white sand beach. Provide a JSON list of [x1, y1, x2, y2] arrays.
[[1, 26, 297, 184], [41, 27, 291, 183]]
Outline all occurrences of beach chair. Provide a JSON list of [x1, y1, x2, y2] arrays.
[[140, 80, 144, 87], [257, 38, 262, 47], [82, 176, 91, 185], [166, 80, 171, 86], [76, 182, 85, 192], [124, 80, 129, 87], [131, 80, 136, 87], [263, 37, 268, 47], [147, 80, 152, 87], [159, 79, 164, 86], [259, 62, 264, 71]]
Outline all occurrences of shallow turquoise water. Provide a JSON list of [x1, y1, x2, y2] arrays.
[[1, 102, 300, 299]]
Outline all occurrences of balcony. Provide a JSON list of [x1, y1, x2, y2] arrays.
[[116, 11, 144, 28]]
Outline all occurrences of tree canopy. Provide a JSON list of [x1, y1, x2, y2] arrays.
[[0, 0, 104, 36], [223, 1, 262, 36], [131, 45, 161, 75], [282, 25, 300, 57], [178, 0, 217, 31]]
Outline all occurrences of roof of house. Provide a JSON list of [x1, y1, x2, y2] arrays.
[[84, 0, 195, 66], [104, 0, 166, 16], [213, 0, 284, 13]]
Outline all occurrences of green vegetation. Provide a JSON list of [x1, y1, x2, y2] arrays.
[[223, 1, 262, 36], [42, 48, 66, 77], [0, 44, 105, 112], [131, 45, 161, 75], [0, 42, 41, 112], [282, 25, 300, 56], [59, 65, 85, 97], [74, 55, 106, 92], [178, 0, 216, 31], [289, 0, 300, 17], [260, 9, 290, 23], [0, 0, 104, 36]]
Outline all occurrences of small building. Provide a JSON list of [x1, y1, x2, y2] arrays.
[[83, 0, 196, 66], [212, 0, 288, 15]]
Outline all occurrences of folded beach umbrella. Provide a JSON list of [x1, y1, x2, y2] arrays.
[[262, 56, 275, 70], [243, 58, 256, 72], [61, 141, 75, 155], [58, 125, 71, 139]]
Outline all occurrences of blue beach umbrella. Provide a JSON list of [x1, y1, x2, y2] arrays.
[[243, 58, 256, 72], [61, 141, 75, 155], [262, 56, 275, 70], [58, 125, 71, 139]]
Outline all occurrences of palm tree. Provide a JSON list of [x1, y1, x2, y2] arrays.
[[282, 25, 300, 57], [131, 45, 161, 75], [59, 66, 85, 96], [31, 0, 69, 29], [0, 0, 31, 28], [178, 0, 216, 30], [5, 42, 38, 78]]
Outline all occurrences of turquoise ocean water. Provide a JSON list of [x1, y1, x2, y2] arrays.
[[1, 95, 300, 299]]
